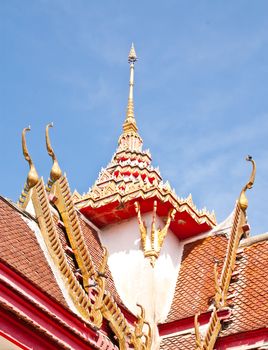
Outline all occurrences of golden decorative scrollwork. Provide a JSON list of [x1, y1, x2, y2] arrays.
[[131, 304, 152, 350], [196, 156, 256, 350], [53, 176, 97, 292], [93, 247, 108, 327], [134, 201, 147, 252], [32, 178, 94, 321]]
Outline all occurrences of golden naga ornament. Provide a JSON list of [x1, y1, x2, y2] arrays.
[[134, 200, 176, 267], [19, 126, 39, 207], [22, 126, 39, 189], [239, 155, 256, 211], [45, 122, 62, 189]]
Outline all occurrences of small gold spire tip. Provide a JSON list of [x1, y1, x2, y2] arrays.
[[128, 43, 137, 63], [46, 123, 62, 182], [22, 126, 39, 189], [123, 43, 138, 134]]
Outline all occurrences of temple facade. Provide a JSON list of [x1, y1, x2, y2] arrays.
[[0, 45, 267, 350]]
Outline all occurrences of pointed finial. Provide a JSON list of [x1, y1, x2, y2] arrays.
[[238, 155, 256, 211], [123, 43, 138, 134], [22, 126, 39, 189], [128, 43, 137, 63], [46, 123, 62, 182]]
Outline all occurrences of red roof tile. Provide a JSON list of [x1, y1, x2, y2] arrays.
[[220, 239, 268, 336], [166, 234, 228, 322], [0, 196, 66, 307], [160, 333, 196, 349]]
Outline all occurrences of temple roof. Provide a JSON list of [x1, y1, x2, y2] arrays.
[[1, 47, 267, 350]]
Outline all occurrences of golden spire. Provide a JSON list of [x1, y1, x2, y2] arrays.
[[123, 43, 138, 134], [238, 155, 256, 211], [46, 123, 62, 182], [22, 126, 39, 189]]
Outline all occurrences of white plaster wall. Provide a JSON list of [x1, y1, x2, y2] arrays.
[[100, 213, 183, 325]]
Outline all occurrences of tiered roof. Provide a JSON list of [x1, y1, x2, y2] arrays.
[[74, 45, 216, 240]]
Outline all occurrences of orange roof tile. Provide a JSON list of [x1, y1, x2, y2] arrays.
[[220, 239, 268, 336], [166, 234, 228, 322], [0, 196, 66, 307], [160, 333, 196, 349]]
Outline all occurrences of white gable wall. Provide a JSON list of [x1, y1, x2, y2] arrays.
[[99, 213, 183, 325]]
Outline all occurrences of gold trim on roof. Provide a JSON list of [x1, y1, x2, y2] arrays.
[[134, 200, 176, 266], [101, 292, 152, 350], [194, 313, 202, 349], [214, 263, 223, 309], [94, 247, 108, 316], [195, 157, 256, 350], [53, 176, 97, 291], [131, 304, 152, 349], [32, 178, 94, 321], [76, 180, 216, 227]]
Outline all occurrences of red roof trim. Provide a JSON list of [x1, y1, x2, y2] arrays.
[[0, 331, 30, 350], [158, 309, 231, 337], [0, 261, 118, 350], [216, 327, 268, 349], [0, 308, 71, 350], [0, 260, 95, 334]]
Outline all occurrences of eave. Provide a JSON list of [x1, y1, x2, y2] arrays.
[[0, 260, 116, 350], [77, 186, 216, 239]]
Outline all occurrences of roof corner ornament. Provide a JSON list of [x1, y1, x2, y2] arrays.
[[131, 304, 152, 350], [134, 200, 176, 267], [46, 123, 62, 190], [123, 43, 138, 134], [238, 155, 256, 211], [22, 126, 39, 189], [199, 156, 257, 349], [19, 126, 39, 207]]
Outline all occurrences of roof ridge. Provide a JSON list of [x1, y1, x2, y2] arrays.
[[0, 195, 36, 222], [239, 232, 268, 248]]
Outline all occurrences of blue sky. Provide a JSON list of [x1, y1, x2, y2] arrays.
[[1, 1, 268, 235]]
